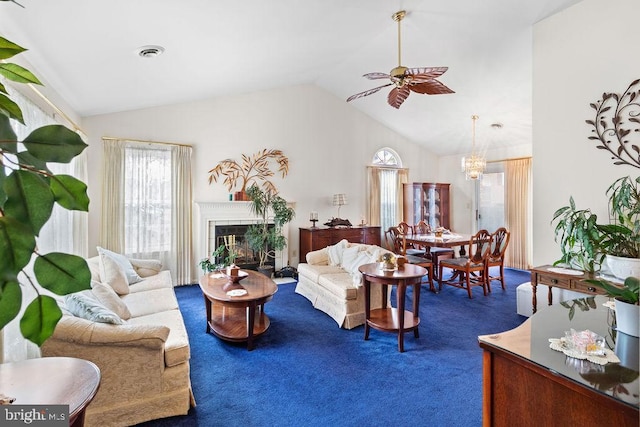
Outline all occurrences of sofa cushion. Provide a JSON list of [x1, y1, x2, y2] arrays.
[[99, 250, 131, 295], [317, 273, 358, 300], [98, 246, 142, 284], [127, 309, 190, 367], [64, 291, 124, 325], [91, 280, 132, 320], [128, 270, 174, 293], [121, 288, 179, 318], [297, 263, 345, 283]]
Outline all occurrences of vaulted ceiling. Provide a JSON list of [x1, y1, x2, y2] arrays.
[[0, 0, 582, 155]]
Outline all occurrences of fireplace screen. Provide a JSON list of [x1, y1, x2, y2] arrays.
[[214, 224, 275, 270]]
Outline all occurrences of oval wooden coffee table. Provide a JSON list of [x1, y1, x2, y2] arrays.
[[199, 269, 278, 350], [359, 262, 428, 352]]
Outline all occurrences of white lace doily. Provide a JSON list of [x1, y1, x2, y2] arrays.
[[549, 338, 620, 365]]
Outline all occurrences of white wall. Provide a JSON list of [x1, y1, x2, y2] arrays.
[[83, 84, 440, 268], [532, 0, 640, 267]]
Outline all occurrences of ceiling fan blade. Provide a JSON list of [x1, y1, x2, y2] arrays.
[[406, 67, 449, 81], [363, 72, 391, 80], [388, 86, 411, 109], [347, 83, 393, 102], [409, 80, 455, 95]]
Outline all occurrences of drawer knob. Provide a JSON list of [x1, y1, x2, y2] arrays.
[[551, 279, 558, 284], [588, 286, 596, 292]]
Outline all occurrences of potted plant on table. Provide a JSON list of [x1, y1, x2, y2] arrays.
[[244, 184, 295, 277], [585, 276, 639, 337], [551, 175, 640, 277]]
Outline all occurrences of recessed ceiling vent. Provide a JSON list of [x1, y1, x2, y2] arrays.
[[136, 45, 165, 58]]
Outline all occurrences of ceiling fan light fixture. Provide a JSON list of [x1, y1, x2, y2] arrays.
[[136, 45, 165, 58]]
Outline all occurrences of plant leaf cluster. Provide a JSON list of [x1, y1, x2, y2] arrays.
[[0, 35, 91, 345], [244, 184, 295, 268], [585, 276, 640, 305], [552, 176, 640, 273]]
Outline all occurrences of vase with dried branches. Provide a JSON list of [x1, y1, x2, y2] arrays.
[[208, 149, 289, 200]]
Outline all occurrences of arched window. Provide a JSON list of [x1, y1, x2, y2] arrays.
[[368, 148, 408, 247]]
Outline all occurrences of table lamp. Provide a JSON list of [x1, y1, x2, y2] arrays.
[[333, 193, 347, 219]]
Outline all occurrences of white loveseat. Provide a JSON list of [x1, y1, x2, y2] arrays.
[[41, 250, 195, 427], [295, 240, 394, 329]]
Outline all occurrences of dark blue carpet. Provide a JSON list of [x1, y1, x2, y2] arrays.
[[138, 268, 530, 427]]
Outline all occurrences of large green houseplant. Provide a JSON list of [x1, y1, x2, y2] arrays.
[[0, 35, 91, 345], [552, 175, 640, 276], [244, 184, 295, 275]]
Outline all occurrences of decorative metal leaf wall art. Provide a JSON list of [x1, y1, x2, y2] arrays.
[[586, 79, 640, 169]]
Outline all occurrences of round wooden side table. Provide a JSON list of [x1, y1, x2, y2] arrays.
[[359, 262, 428, 352], [0, 357, 100, 427]]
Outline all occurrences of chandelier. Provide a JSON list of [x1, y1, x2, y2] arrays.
[[463, 115, 486, 180]]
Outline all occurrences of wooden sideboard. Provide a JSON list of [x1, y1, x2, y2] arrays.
[[299, 226, 381, 262], [529, 265, 606, 314], [479, 295, 638, 426]]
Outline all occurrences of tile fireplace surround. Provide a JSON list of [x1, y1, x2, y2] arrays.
[[194, 201, 288, 271]]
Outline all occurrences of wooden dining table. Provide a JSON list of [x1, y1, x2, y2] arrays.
[[400, 232, 472, 280]]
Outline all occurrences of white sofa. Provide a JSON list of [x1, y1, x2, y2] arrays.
[[41, 252, 195, 427], [295, 240, 395, 329]]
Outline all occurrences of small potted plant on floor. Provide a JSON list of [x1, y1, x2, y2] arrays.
[[244, 184, 295, 277]]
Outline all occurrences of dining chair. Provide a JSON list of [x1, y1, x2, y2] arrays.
[[397, 222, 426, 256], [414, 220, 454, 277], [437, 229, 492, 298], [386, 226, 435, 292], [485, 227, 511, 291]]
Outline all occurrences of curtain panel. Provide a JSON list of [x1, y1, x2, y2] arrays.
[[505, 158, 532, 270]]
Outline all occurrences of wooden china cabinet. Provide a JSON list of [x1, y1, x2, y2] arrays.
[[403, 183, 450, 230]]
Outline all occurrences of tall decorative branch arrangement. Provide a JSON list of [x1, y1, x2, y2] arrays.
[[586, 79, 640, 169], [208, 149, 289, 199]]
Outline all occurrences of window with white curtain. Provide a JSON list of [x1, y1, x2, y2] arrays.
[[124, 145, 172, 261], [101, 139, 193, 285]]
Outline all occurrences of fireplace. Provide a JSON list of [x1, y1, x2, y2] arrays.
[[213, 223, 275, 270], [194, 201, 288, 273]]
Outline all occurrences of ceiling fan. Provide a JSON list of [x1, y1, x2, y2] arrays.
[[347, 10, 454, 109]]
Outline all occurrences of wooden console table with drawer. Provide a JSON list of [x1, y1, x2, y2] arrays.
[[529, 265, 605, 314], [299, 226, 381, 263]]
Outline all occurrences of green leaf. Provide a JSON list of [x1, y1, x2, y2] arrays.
[[0, 81, 7, 95], [3, 170, 54, 235], [15, 151, 51, 173], [0, 279, 21, 331], [20, 295, 62, 346], [50, 174, 90, 211], [0, 162, 6, 208], [0, 36, 26, 60], [0, 63, 42, 85], [23, 125, 87, 163], [0, 217, 36, 274], [0, 113, 18, 153], [34, 253, 91, 295], [0, 92, 25, 124]]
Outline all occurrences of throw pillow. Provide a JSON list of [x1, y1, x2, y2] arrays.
[[64, 291, 124, 325], [97, 246, 142, 284], [327, 239, 348, 266], [91, 280, 132, 320], [340, 246, 361, 272], [98, 251, 130, 295]]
